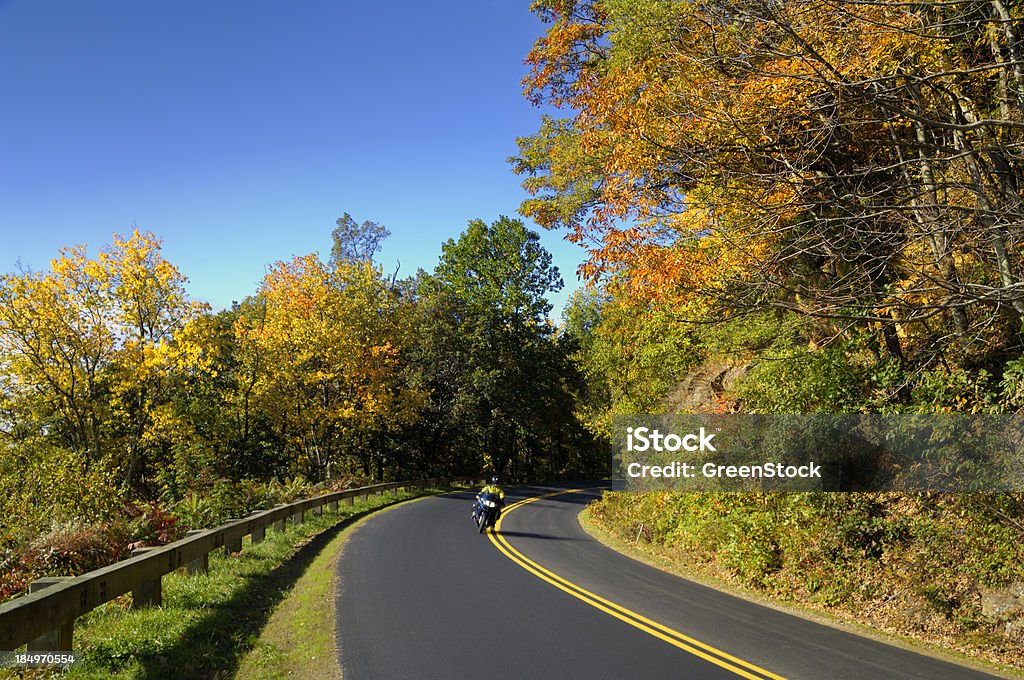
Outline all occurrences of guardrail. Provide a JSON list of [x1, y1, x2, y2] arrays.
[[0, 476, 477, 652]]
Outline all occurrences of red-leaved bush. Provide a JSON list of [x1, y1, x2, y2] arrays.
[[0, 501, 186, 603]]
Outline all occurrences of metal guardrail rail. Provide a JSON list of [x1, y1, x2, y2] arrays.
[[0, 476, 476, 651]]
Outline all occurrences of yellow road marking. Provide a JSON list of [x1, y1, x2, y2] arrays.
[[486, 487, 788, 680]]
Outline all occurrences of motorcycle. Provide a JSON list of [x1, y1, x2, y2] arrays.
[[473, 492, 502, 533]]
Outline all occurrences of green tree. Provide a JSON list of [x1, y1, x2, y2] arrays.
[[413, 216, 595, 478], [330, 213, 390, 265]]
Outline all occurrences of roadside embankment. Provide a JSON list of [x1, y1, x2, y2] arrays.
[[583, 491, 1024, 674]]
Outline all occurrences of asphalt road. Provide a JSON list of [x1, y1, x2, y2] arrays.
[[335, 485, 1004, 680]]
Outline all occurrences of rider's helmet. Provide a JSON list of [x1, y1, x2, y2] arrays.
[[490, 476, 499, 485]]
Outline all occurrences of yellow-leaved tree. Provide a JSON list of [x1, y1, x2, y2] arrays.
[[0, 230, 204, 527], [235, 255, 423, 480]]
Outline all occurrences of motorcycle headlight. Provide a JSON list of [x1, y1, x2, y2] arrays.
[[485, 500, 497, 508]]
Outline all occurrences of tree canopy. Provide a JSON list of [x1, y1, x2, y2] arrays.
[[0, 219, 601, 558], [513, 0, 1024, 416], [514, 0, 1024, 359]]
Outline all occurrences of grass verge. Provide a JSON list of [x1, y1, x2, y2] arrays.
[[2, 487, 451, 680]]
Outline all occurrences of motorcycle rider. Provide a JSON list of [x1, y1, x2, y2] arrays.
[[473, 476, 505, 522]]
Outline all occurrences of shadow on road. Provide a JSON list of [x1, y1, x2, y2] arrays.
[[496, 530, 583, 541]]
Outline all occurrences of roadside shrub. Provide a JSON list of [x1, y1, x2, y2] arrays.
[[737, 342, 868, 413], [123, 501, 184, 547], [175, 492, 217, 529], [26, 520, 121, 576], [718, 507, 784, 586], [0, 442, 124, 549], [0, 550, 34, 602], [0, 501, 187, 603]]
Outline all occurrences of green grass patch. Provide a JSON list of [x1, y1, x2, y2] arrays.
[[3, 487, 451, 680]]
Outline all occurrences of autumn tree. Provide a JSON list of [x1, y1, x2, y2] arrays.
[[156, 301, 289, 497], [237, 255, 422, 481], [0, 230, 203, 520], [514, 0, 1024, 382]]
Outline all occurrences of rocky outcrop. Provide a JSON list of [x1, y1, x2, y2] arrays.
[[980, 582, 1024, 641], [665, 360, 751, 413]]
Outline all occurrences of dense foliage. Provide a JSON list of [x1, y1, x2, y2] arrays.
[[517, 0, 1024, 407], [0, 219, 602, 601], [590, 492, 1024, 665]]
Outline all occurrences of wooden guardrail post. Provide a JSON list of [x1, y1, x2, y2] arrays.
[[26, 578, 73, 651], [222, 521, 243, 556], [273, 506, 286, 532], [130, 548, 162, 607], [248, 512, 266, 544], [185, 530, 209, 575]]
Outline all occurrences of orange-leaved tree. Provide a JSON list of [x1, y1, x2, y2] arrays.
[[515, 0, 1024, 368]]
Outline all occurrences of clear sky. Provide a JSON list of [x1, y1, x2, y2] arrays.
[[0, 0, 587, 316]]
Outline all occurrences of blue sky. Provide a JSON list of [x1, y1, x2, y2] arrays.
[[0, 0, 587, 316]]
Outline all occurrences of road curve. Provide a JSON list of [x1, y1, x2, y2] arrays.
[[335, 485, 1004, 680]]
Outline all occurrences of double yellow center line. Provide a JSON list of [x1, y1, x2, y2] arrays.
[[486, 488, 788, 680]]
